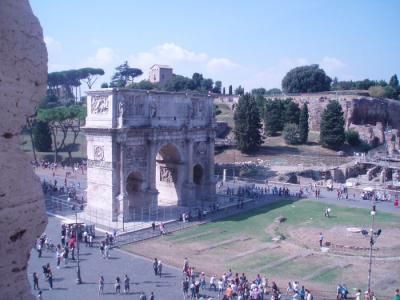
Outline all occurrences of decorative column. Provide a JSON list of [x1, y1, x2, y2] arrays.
[[116, 134, 127, 224], [117, 141, 129, 223], [206, 136, 216, 202], [187, 139, 194, 184], [208, 137, 215, 182], [146, 139, 158, 207]]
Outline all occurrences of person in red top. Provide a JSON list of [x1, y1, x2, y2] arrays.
[[226, 285, 233, 299]]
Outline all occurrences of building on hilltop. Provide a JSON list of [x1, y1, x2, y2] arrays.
[[148, 64, 173, 85]]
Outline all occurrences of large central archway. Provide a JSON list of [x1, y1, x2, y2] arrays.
[[155, 143, 182, 206]]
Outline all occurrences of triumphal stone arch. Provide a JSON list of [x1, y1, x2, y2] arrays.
[[84, 89, 216, 222]]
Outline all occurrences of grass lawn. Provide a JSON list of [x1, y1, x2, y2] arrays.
[[168, 199, 399, 245], [312, 267, 343, 284], [20, 131, 87, 162], [124, 199, 400, 296]]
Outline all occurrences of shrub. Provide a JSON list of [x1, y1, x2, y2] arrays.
[[283, 123, 301, 145], [346, 129, 361, 146]]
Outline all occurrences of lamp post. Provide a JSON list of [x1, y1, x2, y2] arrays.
[[367, 208, 375, 292], [365, 202, 381, 294], [72, 205, 82, 284]]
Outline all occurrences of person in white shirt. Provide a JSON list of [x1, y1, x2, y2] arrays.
[[209, 275, 216, 291], [217, 278, 224, 296]]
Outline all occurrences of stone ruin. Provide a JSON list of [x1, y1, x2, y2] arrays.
[[273, 92, 400, 146], [0, 1, 48, 298]]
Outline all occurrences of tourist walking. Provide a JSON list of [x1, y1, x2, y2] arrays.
[[159, 222, 166, 235], [319, 233, 324, 247], [157, 260, 163, 278], [33, 272, 39, 290], [140, 292, 147, 300], [153, 258, 158, 276], [150, 291, 155, 300], [115, 276, 121, 294], [395, 289, 400, 300], [182, 278, 189, 298], [124, 274, 130, 294], [37, 242, 42, 258], [98, 276, 104, 294], [37, 290, 43, 300], [47, 271, 53, 290], [56, 245, 62, 268]]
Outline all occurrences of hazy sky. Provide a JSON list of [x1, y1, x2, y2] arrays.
[[30, 0, 400, 90]]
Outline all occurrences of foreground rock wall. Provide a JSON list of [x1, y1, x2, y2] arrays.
[[0, 1, 48, 299]]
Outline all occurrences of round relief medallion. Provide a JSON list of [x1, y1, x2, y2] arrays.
[[197, 142, 207, 155]]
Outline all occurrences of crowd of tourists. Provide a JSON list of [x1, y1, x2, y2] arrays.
[[177, 257, 314, 300], [97, 274, 155, 299], [222, 183, 304, 199], [32, 159, 87, 175]]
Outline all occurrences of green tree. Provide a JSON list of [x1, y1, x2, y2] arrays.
[[212, 81, 222, 93], [299, 103, 309, 143], [282, 64, 331, 93], [127, 80, 157, 90], [111, 61, 143, 87], [192, 73, 203, 90], [25, 117, 37, 161], [235, 85, 245, 95], [234, 93, 263, 153], [228, 85, 233, 95], [320, 100, 345, 149], [283, 123, 301, 145], [101, 82, 109, 88], [78, 67, 105, 89], [36, 105, 86, 162], [255, 95, 266, 117], [164, 75, 193, 91], [284, 100, 300, 124], [251, 88, 266, 97], [345, 129, 361, 146], [383, 86, 398, 99], [265, 88, 282, 96], [389, 74, 399, 90], [201, 78, 213, 91], [264, 99, 283, 136], [32, 121, 52, 152]]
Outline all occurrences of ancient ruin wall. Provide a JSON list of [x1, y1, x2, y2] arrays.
[[0, 1, 48, 299], [283, 93, 400, 144]]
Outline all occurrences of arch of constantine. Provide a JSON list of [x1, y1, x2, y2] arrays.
[[84, 89, 216, 223]]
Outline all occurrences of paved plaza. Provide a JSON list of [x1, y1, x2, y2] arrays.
[[28, 216, 183, 300], [29, 168, 400, 300]]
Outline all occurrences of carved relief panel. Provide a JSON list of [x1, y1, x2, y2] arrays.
[[125, 145, 147, 168], [159, 166, 177, 183], [91, 95, 109, 114], [93, 145, 105, 161]]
